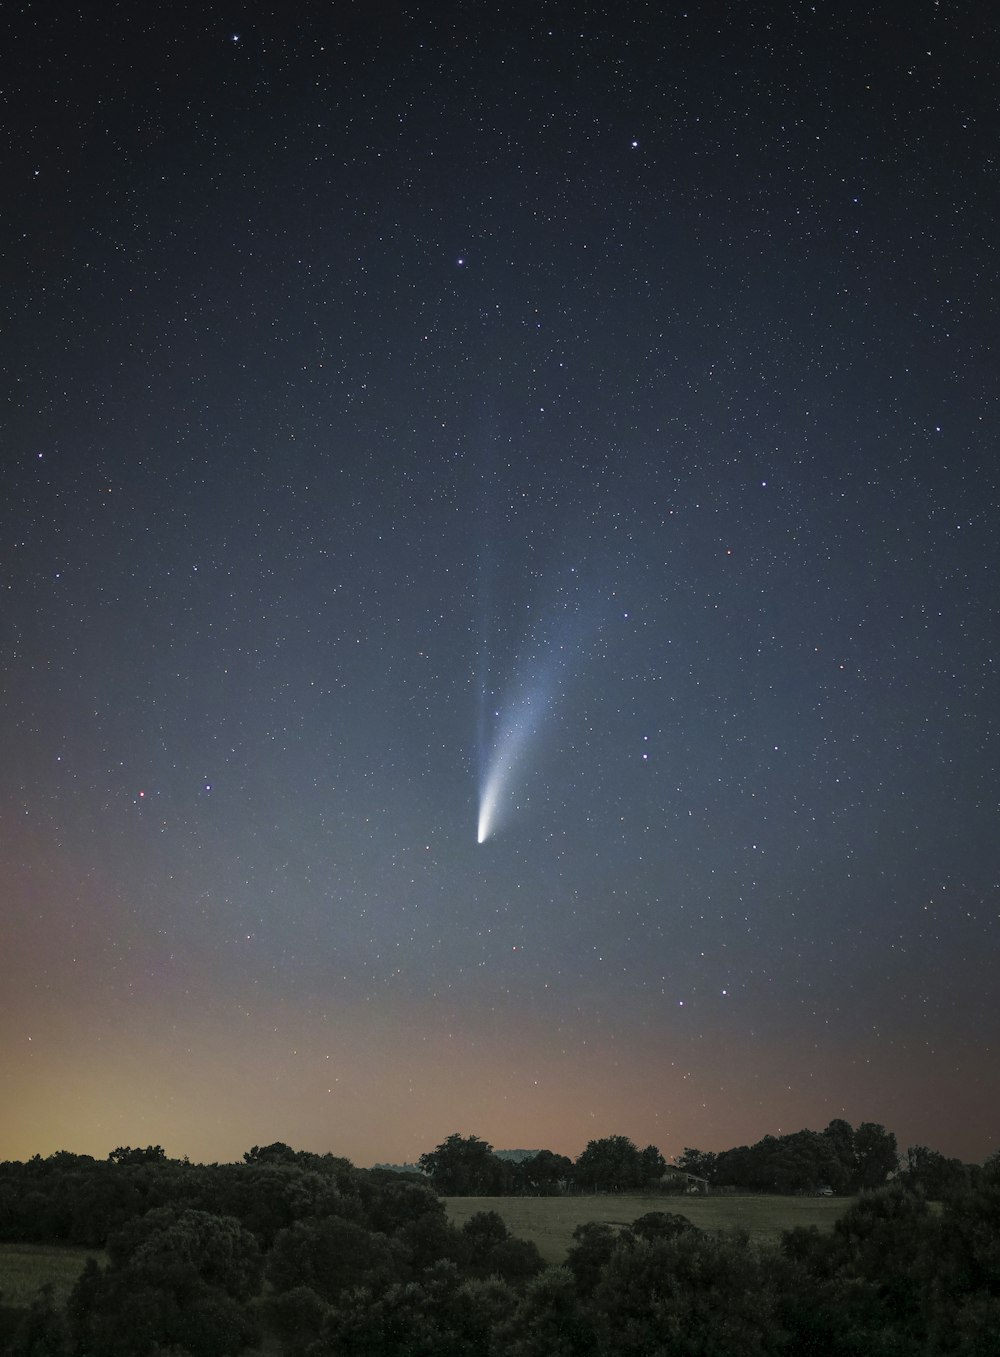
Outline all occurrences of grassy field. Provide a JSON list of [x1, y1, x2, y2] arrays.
[[444, 1194, 850, 1265], [0, 1197, 848, 1307], [0, 1243, 104, 1309]]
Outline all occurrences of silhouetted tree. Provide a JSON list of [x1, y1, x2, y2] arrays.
[[242, 1142, 299, 1166], [592, 1228, 783, 1357], [261, 1285, 329, 1357], [675, 1146, 719, 1182], [822, 1117, 857, 1192], [512, 1149, 574, 1196], [901, 1144, 971, 1200], [418, 1134, 507, 1196], [68, 1210, 261, 1357], [315, 1261, 516, 1357], [461, 1211, 545, 1284], [565, 1222, 620, 1296], [627, 1210, 699, 1244], [574, 1136, 650, 1193], [852, 1122, 899, 1190], [496, 1265, 598, 1356], [107, 1146, 167, 1166], [266, 1215, 404, 1303], [638, 1145, 667, 1186], [366, 1179, 447, 1234], [6, 1283, 68, 1356]]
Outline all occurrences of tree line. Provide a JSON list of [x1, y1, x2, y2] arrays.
[[676, 1122, 979, 1199], [0, 1127, 995, 1355], [414, 1120, 923, 1198], [416, 1133, 668, 1196], [676, 1118, 903, 1194]]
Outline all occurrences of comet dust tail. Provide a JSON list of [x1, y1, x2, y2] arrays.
[[476, 682, 550, 843]]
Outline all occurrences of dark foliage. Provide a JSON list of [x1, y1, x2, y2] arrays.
[[3, 1284, 68, 1357], [314, 1262, 516, 1357], [261, 1286, 330, 1357], [266, 1215, 405, 1303], [593, 1228, 786, 1357], [575, 1136, 655, 1193], [418, 1134, 514, 1196], [510, 1150, 575, 1197], [778, 1179, 1000, 1355], [899, 1145, 973, 1201], [107, 1146, 167, 1167], [66, 1228, 261, 1357], [461, 1212, 545, 1285], [565, 1222, 621, 1297], [1, 1136, 998, 1357], [678, 1118, 899, 1194]]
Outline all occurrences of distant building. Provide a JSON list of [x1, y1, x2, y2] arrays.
[[660, 1169, 710, 1195]]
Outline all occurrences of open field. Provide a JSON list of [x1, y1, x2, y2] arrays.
[[0, 1197, 849, 1307], [0, 1243, 104, 1309], [444, 1194, 851, 1265]]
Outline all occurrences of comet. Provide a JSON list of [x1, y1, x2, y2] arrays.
[[476, 680, 551, 843], [475, 552, 589, 844]]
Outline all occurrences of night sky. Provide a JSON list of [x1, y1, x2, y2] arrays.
[[3, 2, 997, 1169]]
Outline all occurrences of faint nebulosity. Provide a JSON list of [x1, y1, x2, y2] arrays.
[[1, 1, 997, 1166]]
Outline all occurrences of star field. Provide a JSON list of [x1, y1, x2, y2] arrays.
[[1, 1, 997, 1166]]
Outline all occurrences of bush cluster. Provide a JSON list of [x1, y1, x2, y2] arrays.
[[0, 1139, 995, 1355]]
